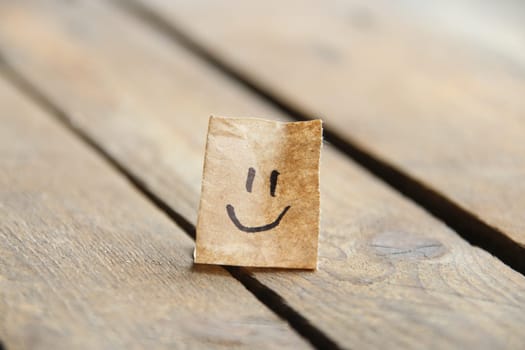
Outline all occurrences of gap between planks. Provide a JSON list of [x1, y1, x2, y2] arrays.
[[113, 0, 525, 277], [0, 54, 342, 350]]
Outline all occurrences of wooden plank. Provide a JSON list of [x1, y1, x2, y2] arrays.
[[0, 75, 308, 348], [1, 0, 525, 348], [138, 0, 525, 250]]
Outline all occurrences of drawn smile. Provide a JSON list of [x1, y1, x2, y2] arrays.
[[226, 204, 291, 233]]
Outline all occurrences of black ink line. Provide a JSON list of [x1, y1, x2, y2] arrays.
[[226, 204, 290, 232], [114, 0, 525, 277], [270, 170, 279, 197], [246, 167, 256, 193]]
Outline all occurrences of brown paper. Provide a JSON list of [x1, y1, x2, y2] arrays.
[[194, 116, 322, 269]]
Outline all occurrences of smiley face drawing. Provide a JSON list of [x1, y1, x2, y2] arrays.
[[226, 167, 291, 233], [195, 116, 322, 269]]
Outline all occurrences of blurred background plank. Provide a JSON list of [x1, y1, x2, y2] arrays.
[[0, 54, 307, 350], [136, 0, 525, 263], [1, 0, 524, 348]]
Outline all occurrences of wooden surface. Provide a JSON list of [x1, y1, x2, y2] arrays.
[[0, 0, 524, 349], [140, 0, 525, 250]]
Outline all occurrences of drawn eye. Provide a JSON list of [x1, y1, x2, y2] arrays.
[[270, 170, 279, 197], [245, 167, 256, 192]]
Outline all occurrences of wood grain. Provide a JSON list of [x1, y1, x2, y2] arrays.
[[1, 0, 525, 348], [0, 74, 308, 349], [140, 0, 525, 248]]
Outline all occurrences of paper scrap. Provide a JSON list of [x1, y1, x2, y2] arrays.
[[194, 116, 322, 269]]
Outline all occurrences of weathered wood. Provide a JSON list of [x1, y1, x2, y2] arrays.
[[0, 77, 308, 348], [1, 0, 525, 348], [140, 0, 525, 249]]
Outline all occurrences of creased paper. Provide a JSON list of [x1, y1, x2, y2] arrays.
[[194, 116, 322, 269]]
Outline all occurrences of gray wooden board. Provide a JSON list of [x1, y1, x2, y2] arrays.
[[0, 0, 525, 348], [141, 0, 525, 248], [0, 75, 308, 349]]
